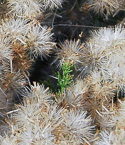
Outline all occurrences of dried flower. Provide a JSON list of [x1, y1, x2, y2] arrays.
[[61, 80, 88, 109], [94, 129, 125, 145], [0, 18, 28, 43], [0, 134, 17, 145], [39, 0, 63, 10], [26, 24, 55, 58], [86, 0, 119, 18], [1, 71, 27, 98], [62, 110, 94, 144], [87, 71, 116, 100], [12, 42, 32, 72], [9, 84, 64, 144], [87, 26, 125, 88], [7, 0, 42, 18], [0, 37, 12, 59], [56, 39, 94, 77]]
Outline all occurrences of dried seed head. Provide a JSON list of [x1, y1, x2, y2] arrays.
[[85, 0, 120, 18], [7, 0, 42, 18], [39, 0, 63, 10], [26, 24, 55, 59], [11, 43, 32, 72]]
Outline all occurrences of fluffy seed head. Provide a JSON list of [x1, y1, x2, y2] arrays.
[[87, 26, 125, 88], [86, 0, 120, 18], [0, 37, 12, 60], [1, 71, 27, 98], [0, 134, 17, 145], [62, 110, 94, 144], [57, 40, 83, 65], [0, 18, 28, 43], [94, 129, 125, 145], [57, 39, 94, 76], [62, 80, 88, 109], [7, 0, 42, 18], [87, 71, 116, 100], [11, 42, 32, 72], [8, 84, 64, 144], [39, 0, 63, 10], [26, 24, 55, 58], [90, 25, 125, 50]]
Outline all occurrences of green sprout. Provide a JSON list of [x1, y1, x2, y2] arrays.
[[56, 61, 74, 96]]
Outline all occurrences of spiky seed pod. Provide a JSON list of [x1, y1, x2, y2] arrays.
[[0, 83, 96, 144], [7, 0, 42, 19], [90, 25, 125, 51], [26, 23, 55, 59], [18, 124, 55, 145], [22, 83, 52, 104], [81, 92, 116, 129], [98, 100, 125, 144], [11, 84, 53, 126], [80, 70, 116, 122], [91, 100, 125, 144]]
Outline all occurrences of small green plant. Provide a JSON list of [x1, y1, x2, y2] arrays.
[[56, 61, 74, 96]]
